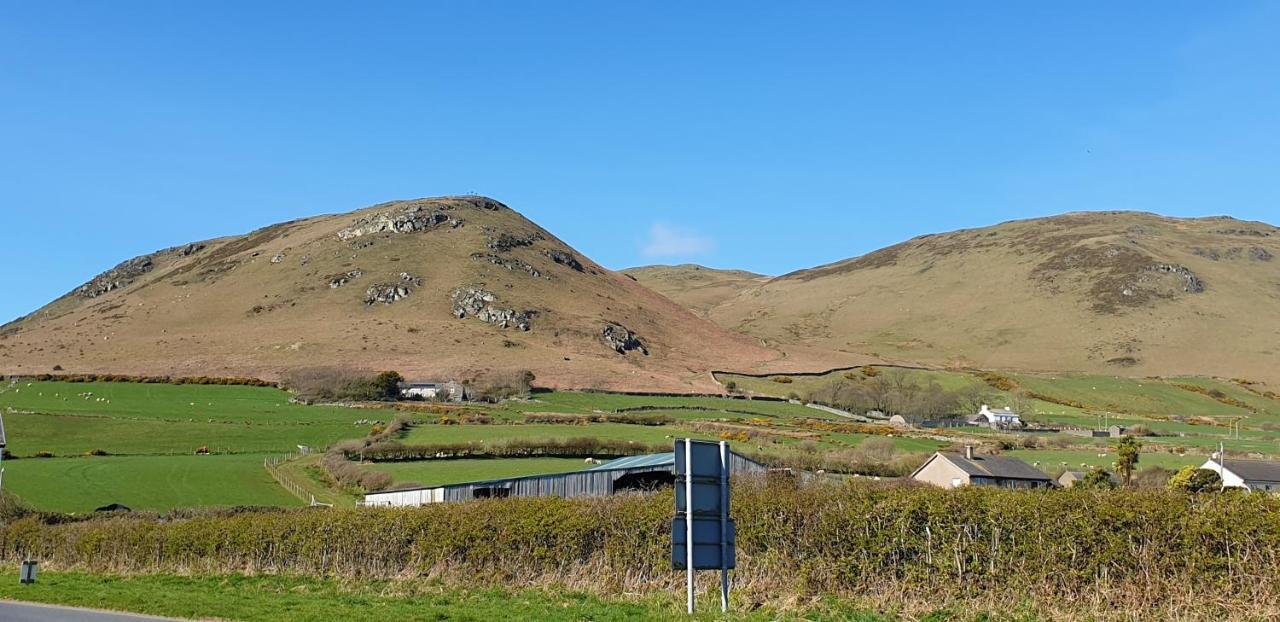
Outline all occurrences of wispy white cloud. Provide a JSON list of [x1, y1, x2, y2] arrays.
[[641, 222, 714, 258]]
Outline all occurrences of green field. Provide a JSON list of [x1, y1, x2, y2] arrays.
[[402, 422, 709, 445], [2, 453, 302, 513], [366, 457, 593, 488], [501, 390, 837, 420], [0, 381, 371, 456], [2, 376, 1273, 513], [1005, 448, 1206, 472]]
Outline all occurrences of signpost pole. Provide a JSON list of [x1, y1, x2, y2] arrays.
[[718, 441, 729, 613], [685, 438, 695, 615]]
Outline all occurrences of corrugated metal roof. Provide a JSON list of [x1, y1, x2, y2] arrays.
[[587, 452, 676, 471]]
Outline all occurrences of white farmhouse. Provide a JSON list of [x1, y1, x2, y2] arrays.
[[969, 404, 1022, 429], [399, 380, 465, 402], [1199, 458, 1280, 492]]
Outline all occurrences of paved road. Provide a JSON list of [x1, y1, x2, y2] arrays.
[[0, 601, 184, 621]]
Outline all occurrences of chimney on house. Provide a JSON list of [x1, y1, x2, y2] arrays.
[[965, 445, 974, 460]]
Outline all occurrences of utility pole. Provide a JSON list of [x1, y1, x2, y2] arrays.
[[1219, 442, 1226, 493]]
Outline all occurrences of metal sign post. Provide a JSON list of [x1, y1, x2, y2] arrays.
[[673, 439, 735, 614], [685, 439, 694, 614]]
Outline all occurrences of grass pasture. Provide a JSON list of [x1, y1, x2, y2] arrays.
[[366, 457, 593, 488], [0, 381, 372, 457], [1, 453, 301, 513]]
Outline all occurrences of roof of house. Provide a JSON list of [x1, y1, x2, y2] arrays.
[[930, 452, 1052, 481], [1220, 459, 1280, 483]]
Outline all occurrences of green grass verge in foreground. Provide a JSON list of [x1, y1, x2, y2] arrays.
[[2, 453, 302, 513], [0, 572, 922, 622]]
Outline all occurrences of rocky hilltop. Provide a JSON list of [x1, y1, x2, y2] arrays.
[[0, 196, 793, 391]]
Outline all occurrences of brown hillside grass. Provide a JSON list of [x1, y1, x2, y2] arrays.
[[684, 212, 1280, 385], [0, 196, 809, 392]]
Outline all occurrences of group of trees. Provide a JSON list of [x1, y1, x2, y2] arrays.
[[281, 368, 404, 402], [805, 370, 996, 419]]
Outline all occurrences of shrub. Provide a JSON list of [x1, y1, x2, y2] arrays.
[[465, 370, 536, 402], [1168, 466, 1223, 493], [724, 380, 737, 392], [860, 365, 880, 378], [977, 371, 1018, 392], [280, 368, 402, 402], [84, 449, 109, 457], [1127, 424, 1155, 437], [771, 375, 794, 384], [1076, 468, 1117, 490], [32, 451, 54, 458]]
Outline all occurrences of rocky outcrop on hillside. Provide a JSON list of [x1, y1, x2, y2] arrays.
[[1192, 247, 1273, 262], [178, 243, 205, 257], [485, 231, 543, 252], [365, 283, 411, 305], [338, 204, 461, 240], [76, 255, 155, 299], [451, 287, 532, 330], [544, 249, 584, 272], [1150, 264, 1205, 293], [328, 270, 363, 289], [399, 272, 423, 287], [472, 253, 543, 278], [602, 322, 647, 355]]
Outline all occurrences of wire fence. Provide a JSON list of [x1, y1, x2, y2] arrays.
[[264, 453, 332, 507]]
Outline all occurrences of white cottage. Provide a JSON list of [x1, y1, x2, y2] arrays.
[[1199, 458, 1280, 492], [969, 404, 1022, 429]]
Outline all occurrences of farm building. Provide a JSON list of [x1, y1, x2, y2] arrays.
[[362, 450, 768, 507], [911, 446, 1053, 489], [1199, 458, 1280, 492], [399, 380, 465, 402]]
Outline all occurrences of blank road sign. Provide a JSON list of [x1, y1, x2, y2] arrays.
[[671, 517, 736, 569], [675, 481, 727, 514], [674, 439, 724, 479]]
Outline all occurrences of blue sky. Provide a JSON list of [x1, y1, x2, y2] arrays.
[[2, 2, 1278, 322]]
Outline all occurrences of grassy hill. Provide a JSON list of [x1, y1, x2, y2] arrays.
[[621, 264, 768, 318], [638, 212, 1280, 384], [0, 196, 795, 392]]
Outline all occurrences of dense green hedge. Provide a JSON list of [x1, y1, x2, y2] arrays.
[[2, 482, 1278, 618]]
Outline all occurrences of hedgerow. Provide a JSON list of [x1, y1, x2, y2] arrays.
[[1, 483, 1277, 619], [20, 374, 275, 387], [345, 437, 666, 462]]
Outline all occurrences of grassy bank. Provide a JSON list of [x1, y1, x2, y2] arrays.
[[3, 482, 1277, 620], [0, 571, 898, 621]]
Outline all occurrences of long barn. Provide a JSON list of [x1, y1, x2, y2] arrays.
[[362, 450, 766, 507]]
